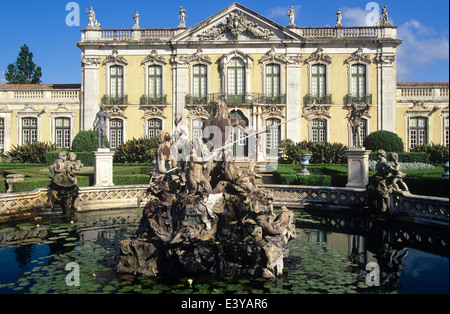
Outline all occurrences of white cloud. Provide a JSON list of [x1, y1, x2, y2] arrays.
[[341, 7, 368, 26], [397, 19, 449, 81], [267, 5, 301, 20]]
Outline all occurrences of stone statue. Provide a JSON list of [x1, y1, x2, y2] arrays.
[[367, 149, 409, 212], [179, 6, 187, 28], [346, 103, 370, 147], [132, 11, 140, 29], [93, 104, 110, 149], [388, 153, 409, 192], [86, 6, 101, 28], [378, 5, 392, 26], [48, 151, 83, 214], [287, 6, 296, 27], [118, 100, 296, 279], [336, 8, 343, 27]]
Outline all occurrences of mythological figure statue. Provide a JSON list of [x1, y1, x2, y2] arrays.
[[336, 8, 343, 27], [287, 6, 296, 27], [86, 6, 101, 28], [93, 104, 110, 149], [346, 103, 370, 147], [179, 6, 187, 28]]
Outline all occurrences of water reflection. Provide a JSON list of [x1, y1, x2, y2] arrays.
[[296, 210, 449, 293]]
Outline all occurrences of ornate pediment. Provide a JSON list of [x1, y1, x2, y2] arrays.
[[305, 48, 332, 64], [141, 50, 166, 66], [187, 105, 211, 119], [198, 10, 274, 40], [102, 50, 128, 66], [106, 105, 128, 119], [302, 101, 331, 120], [142, 106, 166, 120], [172, 3, 303, 43], [344, 47, 371, 64], [405, 101, 439, 117], [259, 47, 303, 65]]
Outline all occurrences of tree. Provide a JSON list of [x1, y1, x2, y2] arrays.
[[4, 44, 42, 84]]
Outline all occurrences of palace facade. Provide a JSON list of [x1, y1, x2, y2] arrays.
[[1, 3, 448, 159]]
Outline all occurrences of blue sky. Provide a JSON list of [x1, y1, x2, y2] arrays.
[[0, 0, 448, 84]]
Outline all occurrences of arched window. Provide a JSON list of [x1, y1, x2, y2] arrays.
[[266, 118, 281, 157], [148, 118, 162, 139], [110, 119, 124, 149]]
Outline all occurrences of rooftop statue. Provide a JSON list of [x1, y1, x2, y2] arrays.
[[86, 6, 101, 28], [287, 6, 296, 27]]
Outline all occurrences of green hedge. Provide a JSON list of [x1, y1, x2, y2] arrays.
[[369, 151, 429, 163]]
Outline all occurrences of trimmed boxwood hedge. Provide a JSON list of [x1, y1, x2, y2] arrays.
[[368, 151, 429, 163]]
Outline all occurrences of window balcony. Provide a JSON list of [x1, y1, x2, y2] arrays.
[[101, 94, 128, 106], [256, 94, 287, 104], [185, 95, 210, 105], [345, 94, 372, 104], [304, 94, 333, 105], [140, 94, 167, 106]]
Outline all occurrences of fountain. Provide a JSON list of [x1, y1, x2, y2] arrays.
[[117, 102, 296, 278]]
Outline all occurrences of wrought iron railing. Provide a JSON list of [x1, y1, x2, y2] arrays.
[[101, 95, 128, 105], [140, 94, 167, 106], [345, 94, 372, 104], [304, 94, 332, 104]]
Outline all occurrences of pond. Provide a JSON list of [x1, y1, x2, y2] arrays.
[[0, 208, 448, 294]]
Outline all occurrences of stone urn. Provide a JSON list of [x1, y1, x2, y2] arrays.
[[297, 152, 312, 176]]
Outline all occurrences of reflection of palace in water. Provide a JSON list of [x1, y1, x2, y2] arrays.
[[297, 212, 448, 293]]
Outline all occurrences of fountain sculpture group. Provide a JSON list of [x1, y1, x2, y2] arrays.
[[117, 101, 296, 278]]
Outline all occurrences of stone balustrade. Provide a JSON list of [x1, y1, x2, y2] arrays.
[[1, 184, 448, 227], [397, 82, 449, 103], [0, 85, 80, 103]]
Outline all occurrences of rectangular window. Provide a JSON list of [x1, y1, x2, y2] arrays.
[[22, 118, 38, 145], [193, 65, 207, 98], [410, 117, 427, 149], [148, 66, 162, 97], [311, 64, 326, 97], [148, 119, 162, 139], [110, 66, 124, 98], [265, 64, 280, 97], [312, 119, 327, 143], [351, 64, 366, 97], [55, 118, 71, 149], [110, 119, 124, 149]]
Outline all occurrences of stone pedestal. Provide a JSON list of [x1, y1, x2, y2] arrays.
[[93, 149, 115, 187], [346, 147, 371, 189]]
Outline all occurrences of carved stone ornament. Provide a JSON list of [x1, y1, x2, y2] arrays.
[[198, 10, 274, 40], [186, 48, 212, 65], [405, 101, 438, 117], [102, 50, 128, 66], [261, 105, 284, 119], [188, 105, 211, 119], [259, 47, 302, 65], [141, 50, 167, 66], [82, 57, 101, 67], [305, 48, 332, 64], [344, 47, 371, 64], [142, 106, 167, 120], [374, 53, 396, 65], [302, 100, 331, 120], [106, 105, 128, 119]]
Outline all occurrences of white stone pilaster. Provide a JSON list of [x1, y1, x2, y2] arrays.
[[286, 63, 301, 141], [172, 64, 188, 131], [81, 57, 101, 130], [377, 53, 397, 133]]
